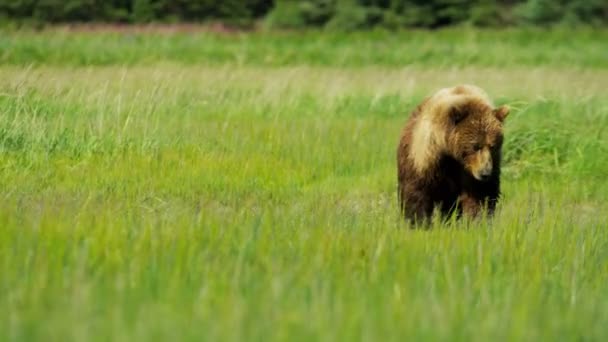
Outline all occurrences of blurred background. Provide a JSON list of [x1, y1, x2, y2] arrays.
[[1, 0, 607, 29]]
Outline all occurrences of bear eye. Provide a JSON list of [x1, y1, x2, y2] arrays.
[[473, 143, 482, 151]]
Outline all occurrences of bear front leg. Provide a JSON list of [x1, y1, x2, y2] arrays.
[[458, 193, 483, 218], [399, 185, 434, 225], [459, 193, 498, 218], [485, 195, 499, 215]]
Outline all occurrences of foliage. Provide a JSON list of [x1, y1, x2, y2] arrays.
[[0, 0, 607, 28], [0, 0, 273, 24], [267, 0, 608, 29]]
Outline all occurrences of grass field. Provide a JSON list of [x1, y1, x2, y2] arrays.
[[1, 28, 607, 341]]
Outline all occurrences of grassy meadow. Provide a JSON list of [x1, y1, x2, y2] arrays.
[[1, 28, 607, 341]]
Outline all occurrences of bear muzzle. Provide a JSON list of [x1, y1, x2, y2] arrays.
[[476, 166, 493, 181], [471, 149, 493, 181]]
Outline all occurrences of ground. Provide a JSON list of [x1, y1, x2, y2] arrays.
[[0, 28, 607, 341]]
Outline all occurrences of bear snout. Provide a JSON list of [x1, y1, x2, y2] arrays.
[[477, 166, 493, 181], [471, 149, 493, 181]]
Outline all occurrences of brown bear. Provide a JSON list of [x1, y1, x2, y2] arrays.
[[397, 85, 509, 224]]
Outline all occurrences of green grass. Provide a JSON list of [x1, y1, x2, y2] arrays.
[[1, 27, 607, 68], [1, 28, 608, 341]]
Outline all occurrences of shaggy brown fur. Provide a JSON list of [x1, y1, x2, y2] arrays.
[[397, 85, 509, 224]]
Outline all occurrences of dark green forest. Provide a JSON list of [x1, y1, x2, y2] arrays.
[[1, 0, 607, 28]]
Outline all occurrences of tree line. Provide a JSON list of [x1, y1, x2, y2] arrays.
[[1, 0, 607, 28]]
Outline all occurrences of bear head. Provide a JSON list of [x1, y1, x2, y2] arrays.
[[445, 101, 510, 182]]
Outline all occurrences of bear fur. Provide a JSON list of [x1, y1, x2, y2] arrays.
[[397, 85, 509, 224]]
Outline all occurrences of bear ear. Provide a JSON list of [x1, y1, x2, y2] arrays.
[[493, 105, 510, 122], [449, 105, 468, 125]]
